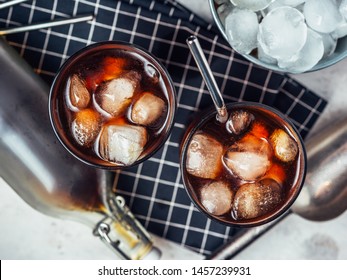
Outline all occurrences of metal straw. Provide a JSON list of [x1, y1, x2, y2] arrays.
[[0, 0, 28, 10], [186, 35, 228, 123], [0, 14, 94, 36]]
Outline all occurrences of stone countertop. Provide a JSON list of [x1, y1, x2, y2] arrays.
[[1, 0, 347, 260]]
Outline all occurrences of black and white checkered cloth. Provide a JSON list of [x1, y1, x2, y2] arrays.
[[0, 0, 327, 256]]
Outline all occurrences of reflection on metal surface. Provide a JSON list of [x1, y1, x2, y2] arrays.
[[293, 119, 347, 221]]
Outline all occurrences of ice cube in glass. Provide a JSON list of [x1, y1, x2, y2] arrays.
[[270, 128, 298, 162], [95, 71, 141, 117], [131, 92, 166, 126], [226, 109, 254, 135], [223, 134, 272, 181], [98, 124, 148, 165], [186, 133, 224, 179], [68, 74, 91, 110], [72, 109, 101, 146], [200, 181, 234, 216], [232, 179, 283, 220]]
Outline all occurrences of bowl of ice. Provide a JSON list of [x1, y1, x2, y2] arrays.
[[210, 0, 347, 73]]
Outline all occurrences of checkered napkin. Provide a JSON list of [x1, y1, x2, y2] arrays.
[[0, 0, 327, 256]]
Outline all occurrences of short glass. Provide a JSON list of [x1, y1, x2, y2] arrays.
[[180, 102, 306, 227], [49, 41, 176, 170]]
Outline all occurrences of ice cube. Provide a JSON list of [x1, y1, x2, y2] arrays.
[[71, 109, 101, 146], [321, 33, 337, 57], [276, 52, 300, 71], [258, 7, 307, 61], [267, 0, 306, 11], [98, 124, 148, 165], [131, 92, 166, 126], [257, 43, 278, 65], [340, 0, 347, 20], [200, 181, 234, 216], [68, 74, 90, 110], [304, 0, 343, 33], [230, 0, 274, 11], [282, 0, 306, 5], [278, 28, 324, 72], [95, 71, 141, 117], [232, 179, 283, 220], [226, 110, 254, 135], [225, 8, 259, 55], [186, 133, 224, 179], [332, 21, 347, 38], [217, 2, 233, 25], [223, 134, 272, 181], [270, 129, 298, 162]]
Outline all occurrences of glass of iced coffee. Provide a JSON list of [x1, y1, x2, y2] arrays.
[[180, 102, 306, 227], [49, 41, 176, 169]]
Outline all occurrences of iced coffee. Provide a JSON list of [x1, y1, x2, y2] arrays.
[[180, 103, 306, 226], [50, 42, 176, 169]]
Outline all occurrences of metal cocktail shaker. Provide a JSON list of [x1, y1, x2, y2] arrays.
[[0, 38, 158, 260], [292, 118, 347, 220]]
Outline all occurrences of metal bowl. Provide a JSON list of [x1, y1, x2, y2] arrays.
[[209, 0, 347, 73]]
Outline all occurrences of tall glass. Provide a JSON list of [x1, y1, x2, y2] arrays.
[[180, 102, 306, 227], [49, 41, 176, 169]]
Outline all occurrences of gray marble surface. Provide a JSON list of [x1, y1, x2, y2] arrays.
[[1, 0, 347, 260]]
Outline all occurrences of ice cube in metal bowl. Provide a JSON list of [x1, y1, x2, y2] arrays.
[[209, 0, 347, 73]]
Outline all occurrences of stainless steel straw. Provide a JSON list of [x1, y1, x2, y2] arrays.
[[186, 35, 228, 123], [0, 0, 28, 10], [0, 14, 94, 36]]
